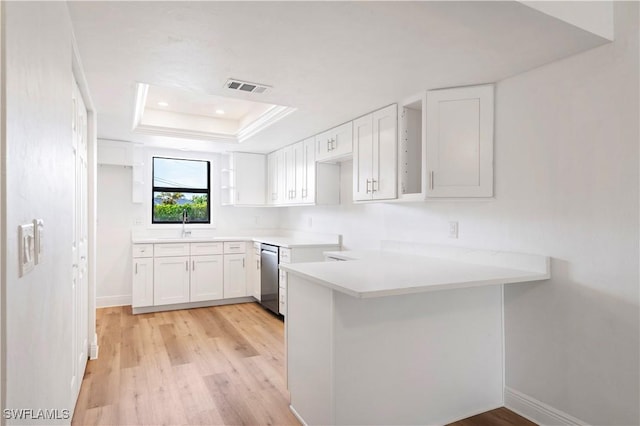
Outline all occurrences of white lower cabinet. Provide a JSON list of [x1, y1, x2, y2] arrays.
[[250, 242, 261, 300], [132, 257, 153, 308], [132, 241, 250, 312], [154, 255, 190, 306], [223, 253, 247, 299], [190, 255, 224, 302]]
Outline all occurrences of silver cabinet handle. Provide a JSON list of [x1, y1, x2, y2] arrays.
[[430, 171, 434, 190], [192, 260, 195, 271], [185, 260, 188, 271], [366, 179, 371, 193], [242, 258, 245, 268], [372, 179, 378, 192], [135, 263, 138, 274], [236, 191, 240, 202], [256, 259, 260, 270], [331, 137, 336, 150], [327, 140, 331, 152]]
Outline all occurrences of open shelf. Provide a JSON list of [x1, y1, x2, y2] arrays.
[[398, 92, 426, 200]]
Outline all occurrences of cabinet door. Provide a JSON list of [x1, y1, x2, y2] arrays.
[[267, 151, 279, 204], [426, 84, 494, 197], [372, 104, 397, 200], [154, 256, 190, 306], [316, 122, 353, 162], [132, 257, 153, 308], [301, 137, 316, 203], [283, 145, 297, 204], [353, 114, 374, 201], [190, 255, 223, 302], [234, 153, 266, 205], [223, 254, 247, 298], [249, 243, 261, 300], [293, 142, 305, 204], [332, 121, 354, 159]]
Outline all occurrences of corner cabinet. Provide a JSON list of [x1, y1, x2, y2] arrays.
[[221, 152, 266, 206], [353, 104, 398, 201], [426, 84, 494, 198]]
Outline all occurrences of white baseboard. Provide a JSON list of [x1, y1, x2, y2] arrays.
[[505, 387, 589, 426], [289, 405, 307, 426], [96, 294, 131, 308], [89, 332, 99, 360]]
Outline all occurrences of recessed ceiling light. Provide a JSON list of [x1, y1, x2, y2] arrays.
[[157, 101, 169, 107], [215, 109, 225, 115]]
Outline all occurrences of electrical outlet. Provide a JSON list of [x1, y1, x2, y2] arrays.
[[448, 221, 459, 239]]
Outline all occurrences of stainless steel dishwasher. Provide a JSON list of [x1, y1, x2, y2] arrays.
[[260, 244, 280, 315]]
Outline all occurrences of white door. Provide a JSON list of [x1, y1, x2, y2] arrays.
[[132, 257, 154, 308], [154, 256, 190, 305], [372, 104, 397, 200], [71, 77, 89, 404], [353, 114, 374, 201], [190, 255, 224, 302], [426, 84, 494, 197], [223, 254, 246, 298]]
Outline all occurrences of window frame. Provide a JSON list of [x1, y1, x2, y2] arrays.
[[151, 156, 211, 225]]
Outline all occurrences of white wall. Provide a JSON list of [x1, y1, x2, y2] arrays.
[[280, 2, 639, 425], [96, 147, 279, 307], [3, 2, 77, 422]]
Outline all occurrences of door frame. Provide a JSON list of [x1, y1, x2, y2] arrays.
[[71, 35, 98, 363]]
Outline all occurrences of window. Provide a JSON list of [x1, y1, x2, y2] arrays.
[[152, 157, 210, 224]]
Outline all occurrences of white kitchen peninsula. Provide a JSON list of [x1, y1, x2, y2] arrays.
[[280, 244, 550, 425]]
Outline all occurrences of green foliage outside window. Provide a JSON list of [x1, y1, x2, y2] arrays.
[[153, 193, 208, 222]]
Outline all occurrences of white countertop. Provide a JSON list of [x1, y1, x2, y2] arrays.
[[281, 249, 550, 298], [132, 235, 340, 248]]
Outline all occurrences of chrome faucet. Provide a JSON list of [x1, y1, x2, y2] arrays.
[[181, 210, 191, 238]]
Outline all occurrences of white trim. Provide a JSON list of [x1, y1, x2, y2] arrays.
[[289, 405, 308, 426], [134, 123, 239, 144], [89, 333, 99, 360], [132, 82, 148, 130], [131, 297, 256, 314], [505, 387, 590, 426], [236, 105, 297, 142], [96, 294, 131, 308]]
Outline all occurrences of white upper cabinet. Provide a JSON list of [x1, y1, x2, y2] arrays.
[[316, 121, 353, 162], [300, 137, 316, 203], [267, 138, 339, 207], [267, 150, 283, 205], [426, 84, 494, 198], [221, 152, 266, 206], [353, 104, 398, 201]]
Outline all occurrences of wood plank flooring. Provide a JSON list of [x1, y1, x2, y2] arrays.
[[73, 302, 535, 426], [72, 303, 299, 425]]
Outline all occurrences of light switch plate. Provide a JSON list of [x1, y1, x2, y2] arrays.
[[19, 223, 35, 277], [448, 221, 459, 239], [33, 219, 44, 264]]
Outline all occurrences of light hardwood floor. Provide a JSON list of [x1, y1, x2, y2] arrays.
[[72, 303, 300, 425], [74, 303, 535, 426]]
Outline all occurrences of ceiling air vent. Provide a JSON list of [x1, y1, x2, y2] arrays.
[[225, 78, 270, 94]]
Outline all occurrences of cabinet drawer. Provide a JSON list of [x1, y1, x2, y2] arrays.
[[154, 243, 190, 257], [279, 247, 291, 264], [191, 242, 223, 256], [224, 241, 246, 254], [133, 244, 153, 258]]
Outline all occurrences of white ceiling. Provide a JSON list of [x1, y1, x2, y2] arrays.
[[68, 1, 608, 154]]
